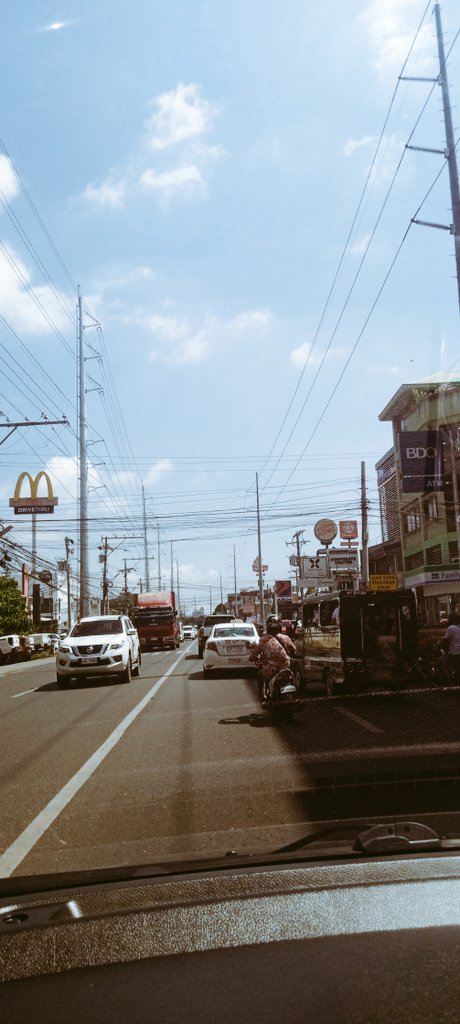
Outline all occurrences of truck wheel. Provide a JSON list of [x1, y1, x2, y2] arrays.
[[132, 651, 141, 677]]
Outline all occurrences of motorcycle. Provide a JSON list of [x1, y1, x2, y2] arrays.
[[251, 648, 301, 721]]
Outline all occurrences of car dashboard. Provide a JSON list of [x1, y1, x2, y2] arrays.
[[1, 850, 460, 1022]]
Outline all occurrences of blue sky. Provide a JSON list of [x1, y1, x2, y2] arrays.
[[0, 0, 458, 612]]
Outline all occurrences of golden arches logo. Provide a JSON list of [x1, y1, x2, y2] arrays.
[[9, 471, 58, 514]]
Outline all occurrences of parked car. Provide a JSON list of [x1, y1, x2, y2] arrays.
[[56, 615, 141, 688], [28, 633, 56, 652], [203, 622, 259, 675], [0, 634, 20, 661], [178, 621, 185, 643], [198, 613, 237, 657]]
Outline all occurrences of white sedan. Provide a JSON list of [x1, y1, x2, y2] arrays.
[[203, 622, 259, 674]]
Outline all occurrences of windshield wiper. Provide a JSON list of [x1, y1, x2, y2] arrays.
[[271, 820, 443, 857], [355, 821, 441, 855]]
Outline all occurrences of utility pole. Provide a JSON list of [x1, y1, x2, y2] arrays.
[[219, 570, 223, 608], [361, 461, 369, 589], [435, 2, 460, 313], [122, 558, 134, 614], [78, 288, 90, 617], [233, 545, 238, 617], [142, 484, 150, 591], [404, 4, 460, 313], [99, 537, 110, 614], [256, 473, 265, 624], [292, 530, 305, 603], [157, 520, 161, 590], [65, 536, 74, 626], [176, 560, 181, 618], [170, 541, 174, 593]]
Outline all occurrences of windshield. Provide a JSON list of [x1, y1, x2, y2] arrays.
[[70, 620, 123, 637], [0, 1, 459, 887], [214, 626, 256, 638]]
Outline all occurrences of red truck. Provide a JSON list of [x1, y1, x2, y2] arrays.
[[132, 592, 180, 651]]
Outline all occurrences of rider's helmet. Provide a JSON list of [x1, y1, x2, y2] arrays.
[[265, 615, 282, 635]]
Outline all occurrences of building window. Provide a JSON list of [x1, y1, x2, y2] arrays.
[[405, 550, 424, 571], [448, 540, 459, 564], [424, 496, 439, 521], [403, 508, 421, 534], [425, 544, 443, 566]]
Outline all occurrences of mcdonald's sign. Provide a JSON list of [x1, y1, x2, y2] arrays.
[[9, 471, 58, 515]]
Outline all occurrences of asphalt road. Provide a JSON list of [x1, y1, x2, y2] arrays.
[[1, 642, 460, 878]]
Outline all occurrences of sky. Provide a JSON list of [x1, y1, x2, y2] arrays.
[[0, 0, 458, 614]]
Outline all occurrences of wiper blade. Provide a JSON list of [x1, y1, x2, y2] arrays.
[[355, 821, 441, 855]]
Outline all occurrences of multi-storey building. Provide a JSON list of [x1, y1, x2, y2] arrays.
[[370, 373, 460, 624]]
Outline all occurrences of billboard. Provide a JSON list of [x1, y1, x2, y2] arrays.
[[398, 431, 445, 493], [9, 471, 59, 514], [328, 549, 359, 571], [275, 580, 292, 603], [339, 519, 358, 540]]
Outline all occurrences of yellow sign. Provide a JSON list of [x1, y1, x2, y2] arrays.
[[369, 574, 398, 591], [9, 471, 58, 515]]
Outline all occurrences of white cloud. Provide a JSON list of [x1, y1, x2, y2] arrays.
[[230, 309, 272, 331], [83, 179, 126, 208], [0, 156, 18, 201], [343, 135, 377, 158], [144, 459, 173, 486], [39, 21, 70, 32], [145, 83, 218, 150], [290, 342, 348, 369], [344, 132, 404, 185], [178, 563, 220, 585], [0, 245, 70, 334], [361, 0, 434, 76], [139, 164, 204, 201], [349, 233, 372, 256], [141, 305, 273, 366], [369, 363, 402, 375], [82, 83, 222, 210]]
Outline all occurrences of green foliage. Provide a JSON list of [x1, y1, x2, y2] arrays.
[[0, 576, 31, 635]]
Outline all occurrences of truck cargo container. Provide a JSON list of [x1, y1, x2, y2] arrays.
[[132, 592, 179, 651]]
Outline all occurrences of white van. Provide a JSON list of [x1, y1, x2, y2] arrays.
[[0, 634, 20, 658]]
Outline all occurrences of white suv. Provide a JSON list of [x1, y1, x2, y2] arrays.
[[56, 615, 141, 688]]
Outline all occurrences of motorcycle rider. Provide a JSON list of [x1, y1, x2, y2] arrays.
[[439, 611, 460, 683], [251, 615, 296, 703]]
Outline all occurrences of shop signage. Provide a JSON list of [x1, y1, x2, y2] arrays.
[[339, 519, 358, 540], [328, 549, 359, 571], [9, 471, 58, 515], [369, 574, 398, 591], [398, 430, 445, 493], [313, 518, 337, 544], [275, 580, 292, 603], [300, 555, 327, 581]]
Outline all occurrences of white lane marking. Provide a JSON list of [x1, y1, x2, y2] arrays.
[[0, 648, 188, 878], [335, 706, 383, 734], [6, 647, 188, 698]]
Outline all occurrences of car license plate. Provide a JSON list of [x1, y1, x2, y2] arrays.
[[226, 644, 244, 653], [81, 656, 98, 665], [229, 657, 242, 664]]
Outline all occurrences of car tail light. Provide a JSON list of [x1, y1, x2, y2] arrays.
[[206, 641, 218, 652]]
